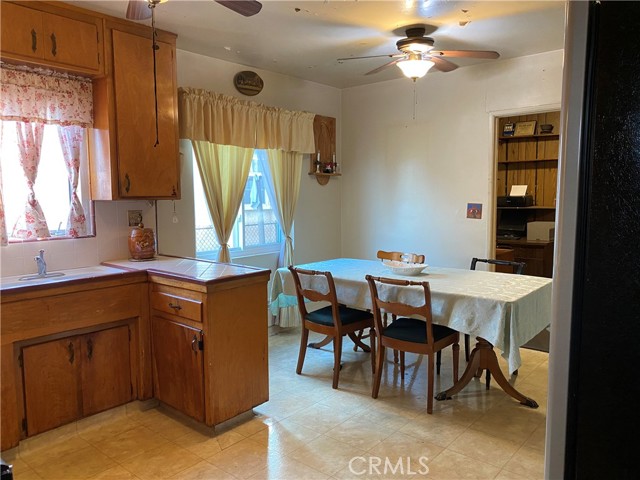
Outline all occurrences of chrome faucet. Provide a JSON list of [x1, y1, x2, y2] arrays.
[[35, 249, 47, 276]]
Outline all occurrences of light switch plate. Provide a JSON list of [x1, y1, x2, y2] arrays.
[[128, 210, 143, 227]]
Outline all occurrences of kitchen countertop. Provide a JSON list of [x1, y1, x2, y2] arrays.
[[102, 255, 270, 285], [0, 265, 138, 292]]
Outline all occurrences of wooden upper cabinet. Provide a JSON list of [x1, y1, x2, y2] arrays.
[[112, 29, 179, 198], [89, 25, 180, 200], [0, 1, 102, 75]]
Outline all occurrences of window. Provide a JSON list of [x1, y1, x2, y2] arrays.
[[0, 122, 93, 241], [194, 150, 282, 259]]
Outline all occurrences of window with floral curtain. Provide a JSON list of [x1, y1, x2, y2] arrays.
[[0, 63, 93, 245]]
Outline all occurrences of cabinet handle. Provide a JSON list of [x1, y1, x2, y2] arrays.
[[31, 29, 37, 53], [191, 335, 198, 353], [50, 33, 57, 56], [68, 342, 75, 364], [168, 302, 182, 311], [124, 173, 131, 193], [87, 339, 93, 360]]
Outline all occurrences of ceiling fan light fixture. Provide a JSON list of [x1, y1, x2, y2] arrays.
[[397, 56, 434, 81]]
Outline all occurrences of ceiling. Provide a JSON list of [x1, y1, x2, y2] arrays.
[[68, 0, 566, 89]]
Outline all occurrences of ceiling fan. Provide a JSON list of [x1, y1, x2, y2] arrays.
[[338, 26, 500, 80], [125, 0, 263, 20]]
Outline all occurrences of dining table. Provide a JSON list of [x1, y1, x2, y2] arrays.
[[270, 258, 552, 408]]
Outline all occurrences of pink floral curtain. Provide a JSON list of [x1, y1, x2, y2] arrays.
[[0, 66, 93, 127], [13, 122, 49, 239], [57, 125, 87, 237], [0, 63, 92, 243]]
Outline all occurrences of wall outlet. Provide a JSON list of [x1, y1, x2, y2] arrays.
[[128, 210, 143, 227]]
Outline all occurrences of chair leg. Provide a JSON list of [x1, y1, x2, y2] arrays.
[[436, 350, 442, 375], [332, 335, 343, 389], [452, 343, 460, 382], [427, 353, 435, 414], [486, 369, 491, 390], [394, 349, 399, 364], [372, 345, 385, 398], [370, 328, 376, 374], [400, 351, 406, 377], [296, 326, 310, 374], [464, 334, 470, 362]]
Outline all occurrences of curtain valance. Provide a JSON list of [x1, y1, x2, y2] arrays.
[[0, 64, 93, 127], [178, 87, 315, 153]]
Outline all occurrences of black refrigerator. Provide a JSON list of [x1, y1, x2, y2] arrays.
[[548, 1, 640, 478]]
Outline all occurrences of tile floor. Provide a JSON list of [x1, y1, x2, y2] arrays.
[[3, 328, 548, 479]]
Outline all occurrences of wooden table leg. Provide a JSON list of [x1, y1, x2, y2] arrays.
[[348, 332, 371, 352], [308, 335, 333, 349], [435, 338, 538, 408]]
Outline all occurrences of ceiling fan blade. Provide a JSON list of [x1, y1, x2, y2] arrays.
[[365, 59, 403, 76], [126, 0, 152, 20], [431, 50, 500, 59], [215, 1, 262, 17], [338, 53, 402, 62], [429, 56, 458, 73]]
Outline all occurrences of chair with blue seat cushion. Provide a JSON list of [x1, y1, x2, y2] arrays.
[[366, 275, 459, 414], [289, 266, 375, 389]]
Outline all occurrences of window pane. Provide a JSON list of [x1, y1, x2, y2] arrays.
[[0, 121, 93, 241], [193, 150, 282, 258]]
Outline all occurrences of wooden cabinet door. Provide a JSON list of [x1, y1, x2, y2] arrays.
[[0, 3, 43, 61], [151, 316, 204, 422], [43, 12, 101, 72], [22, 338, 81, 436], [81, 326, 133, 416], [112, 29, 179, 198]]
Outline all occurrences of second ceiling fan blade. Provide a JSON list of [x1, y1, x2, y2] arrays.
[[429, 56, 458, 72], [365, 58, 403, 76], [338, 53, 403, 62], [126, 0, 152, 20], [431, 49, 500, 59], [216, 1, 262, 17]]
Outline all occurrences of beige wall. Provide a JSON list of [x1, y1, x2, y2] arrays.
[[340, 50, 563, 268]]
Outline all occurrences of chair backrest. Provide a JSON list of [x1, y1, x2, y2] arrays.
[[376, 250, 426, 264], [288, 266, 342, 323], [365, 275, 436, 346], [470, 257, 526, 275]]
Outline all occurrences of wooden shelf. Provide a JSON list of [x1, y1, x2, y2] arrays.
[[309, 171, 341, 185], [498, 158, 558, 164], [498, 134, 559, 141]]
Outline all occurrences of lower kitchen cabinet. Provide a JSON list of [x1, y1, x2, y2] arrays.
[[149, 270, 270, 428], [22, 325, 133, 437], [0, 272, 150, 450], [151, 316, 204, 422]]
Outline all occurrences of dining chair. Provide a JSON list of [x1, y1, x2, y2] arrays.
[[376, 250, 426, 264], [288, 266, 375, 389], [366, 275, 459, 414]]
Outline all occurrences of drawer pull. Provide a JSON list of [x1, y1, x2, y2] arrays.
[[168, 302, 182, 311], [191, 335, 198, 353], [31, 29, 37, 53], [68, 342, 75, 364], [87, 339, 93, 360], [50, 33, 57, 56]]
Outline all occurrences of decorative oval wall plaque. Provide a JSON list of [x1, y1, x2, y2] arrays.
[[233, 71, 264, 96]]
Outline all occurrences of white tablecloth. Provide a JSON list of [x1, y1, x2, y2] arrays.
[[269, 258, 552, 373]]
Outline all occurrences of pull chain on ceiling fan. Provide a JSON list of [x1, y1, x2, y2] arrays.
[[338, 26, 500, 81]]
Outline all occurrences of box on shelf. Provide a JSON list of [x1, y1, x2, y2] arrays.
[[527, 221, 555, 241]]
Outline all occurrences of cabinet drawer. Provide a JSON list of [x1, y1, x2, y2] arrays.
[[151, 291, 202, 322]]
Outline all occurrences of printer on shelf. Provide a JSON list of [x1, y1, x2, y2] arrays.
[[497, 195, 534, 207]]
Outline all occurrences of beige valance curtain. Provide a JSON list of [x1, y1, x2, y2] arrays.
[[178, 88, 315, 153]]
